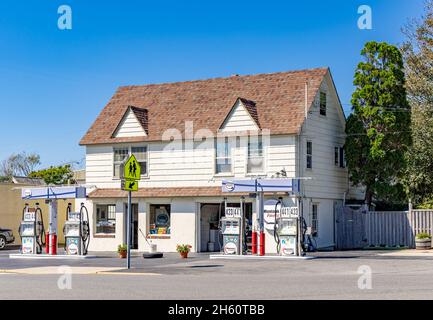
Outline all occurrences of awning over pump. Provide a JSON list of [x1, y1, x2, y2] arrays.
[[222, 179, 300, 195], [21, 186, 87, 200]]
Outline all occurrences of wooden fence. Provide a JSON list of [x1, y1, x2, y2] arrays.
[[337, 208, 433, 250]]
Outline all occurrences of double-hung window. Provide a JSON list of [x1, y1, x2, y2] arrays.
[[311, 204, 319, 237], [334, 146, 346, 168], [131, 146, 148, 176], [306, 141, 313, 169], [334, 147, 339, 166], [113, 148, 129, 178], [113, 146, 148, 178], [247, 135, 264, 174], [215, 137, 232, 174], [96, 204, 116, 235]]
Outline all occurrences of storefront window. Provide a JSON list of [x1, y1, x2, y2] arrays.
[[149, 205, 171, 235], [96, 204, 116, 234]]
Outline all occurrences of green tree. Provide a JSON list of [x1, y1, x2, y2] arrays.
[[29, 165, 74, 185], [345, 41, 412, 207], [402, 1, 433, 207]]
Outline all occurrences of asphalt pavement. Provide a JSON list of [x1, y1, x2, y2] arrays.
[[1, 248, 433, 300]]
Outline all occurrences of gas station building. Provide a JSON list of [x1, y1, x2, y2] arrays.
[[78, 68, 363, 254]]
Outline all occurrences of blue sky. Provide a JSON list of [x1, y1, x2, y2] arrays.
[[0, 0, 425, 169]]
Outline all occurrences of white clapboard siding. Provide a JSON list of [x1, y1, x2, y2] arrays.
[[113, 109, 147, 138], [220, 100, 259, 132], [85, 134, 297, 189], [301, 74, 352, 200]]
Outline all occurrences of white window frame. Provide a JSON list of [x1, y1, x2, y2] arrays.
[[311, 203, 319, 237], [113, 147, 129, 179], [334, 147, 340, 167], [339, 147, 346, 168], [306, 140, 313, 170], [246, 135, 265, 175], [215, 137, 233, 176], [113, 145, 149, 180], [95, 204, 117, 236]]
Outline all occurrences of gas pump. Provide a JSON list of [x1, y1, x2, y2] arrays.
[[19, 204, 46, 254], [220, 198, 246, 255], [274, 207, 300, 256], [63, 203, 90, 256], [221, 215, 242, 255]]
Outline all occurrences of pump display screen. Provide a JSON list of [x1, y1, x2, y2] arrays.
[[21, 223, 35, 237], [278, 220, 297, 236], [222, 220, 240, 235]]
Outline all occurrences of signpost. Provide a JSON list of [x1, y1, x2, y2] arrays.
[[121, 155, 141, 269]]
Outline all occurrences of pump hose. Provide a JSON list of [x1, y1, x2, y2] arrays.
[[217, 201, 224, 253], [35, 207, 46, 251], [273, 201, 282, 254], [80, 204, 90, 255]]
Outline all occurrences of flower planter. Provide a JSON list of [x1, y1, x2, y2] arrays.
[[180, 252, 189, 259], [119, 251, 127, 259], [415, 238, 432, 250]]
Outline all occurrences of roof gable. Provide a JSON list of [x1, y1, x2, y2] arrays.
[[220, 98, 260, 132], [112, 106, 148, 138], [80, 68, 329, 145]]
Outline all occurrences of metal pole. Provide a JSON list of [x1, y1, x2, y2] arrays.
[[127, 191, 132, 269], [240, 197, 244, 256]]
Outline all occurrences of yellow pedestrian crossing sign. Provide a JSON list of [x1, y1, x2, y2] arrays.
[[122, 155, 141, 180], [122, 179, 138, 192]]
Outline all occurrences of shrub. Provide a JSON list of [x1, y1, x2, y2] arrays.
[[416, 233, 432, 240]]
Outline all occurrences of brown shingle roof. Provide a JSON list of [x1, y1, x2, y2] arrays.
[[80, 68, 329, 145], [239, 98, 260, 129], [88, 187, 287, 198]]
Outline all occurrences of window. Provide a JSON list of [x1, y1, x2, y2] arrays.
[[149, 205, 171, 236], [131, 146, 148, 176], [320, 92, 327, 116], [96, 204, 116, 234], [247, 135, 264, 174], [311, 204, 319, 237], [306, 141, 313, 169], [215, 137, 232, 174], [113, 146, 148, 178], [339, 147, 346, 168], [334, 147, 339, 166], [113, 148, 129, 178]]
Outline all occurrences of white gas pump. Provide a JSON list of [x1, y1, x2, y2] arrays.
[[19, 204, 46, 254], [221, 199, 245, 255], [275, 207, 300, 256], [64, 203, 90, 256]]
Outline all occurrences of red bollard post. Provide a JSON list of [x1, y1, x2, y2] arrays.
[[49, 234, 57, 255], [252, 231, 258, 255], [259, 231, 265, 256], [45, 233, 50, 254]]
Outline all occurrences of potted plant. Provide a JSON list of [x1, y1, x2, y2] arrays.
[[415, 233, 432, 250], [118, 244, 128, 259], [176, 244, 192, 259]]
